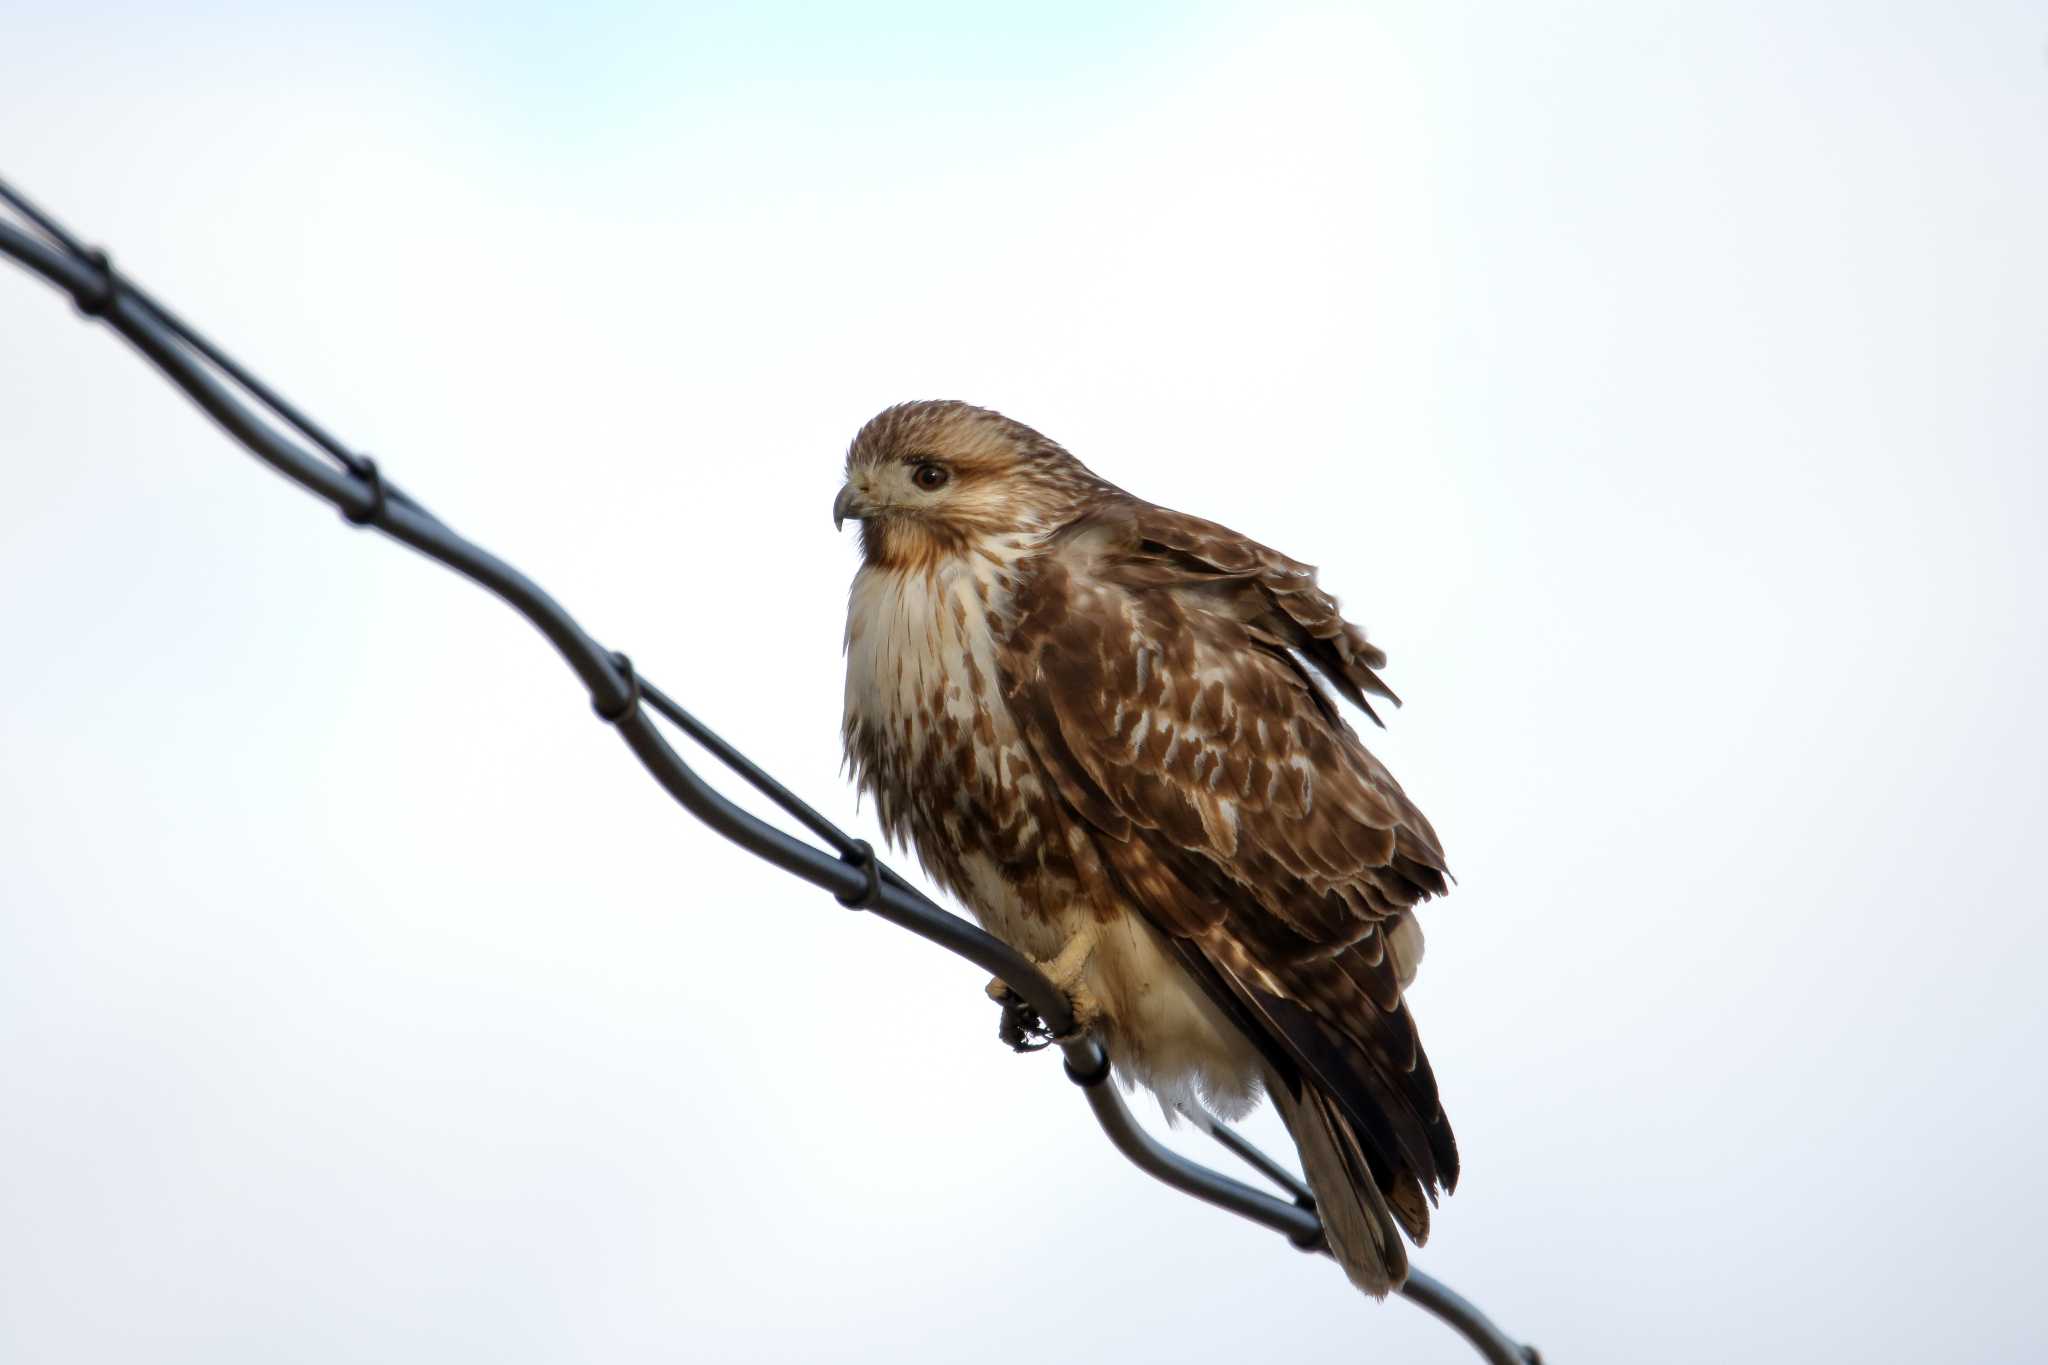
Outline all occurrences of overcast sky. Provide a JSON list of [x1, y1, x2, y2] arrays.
[[3, 4, 2044, 1363]]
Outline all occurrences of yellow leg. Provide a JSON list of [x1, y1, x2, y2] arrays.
[[986, 925, 1103, 1043]]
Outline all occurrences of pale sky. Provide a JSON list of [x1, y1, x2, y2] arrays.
[[3, 4, 2044, 1363]]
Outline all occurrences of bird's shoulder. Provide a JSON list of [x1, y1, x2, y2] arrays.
[[1004, 495, 1398, 720], [991, 494, 1448, 899]]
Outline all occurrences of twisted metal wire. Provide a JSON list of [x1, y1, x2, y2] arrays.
[[0, 175, 1537, 1365]]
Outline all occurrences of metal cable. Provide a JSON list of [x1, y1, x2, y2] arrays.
[[0, 176, 1537, 1365]]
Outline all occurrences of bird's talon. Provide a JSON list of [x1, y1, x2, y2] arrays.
[[990, 977, 1054, 1052], [986, 954, 1101, 1051]]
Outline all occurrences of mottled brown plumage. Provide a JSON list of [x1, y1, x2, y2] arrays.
[[838, 401, 1457, 1295]]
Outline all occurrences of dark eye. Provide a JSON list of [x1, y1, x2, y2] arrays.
[[912, 462, 950, 491]]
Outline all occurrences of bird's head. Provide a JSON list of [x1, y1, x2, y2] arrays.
[[835, 400, 1103, 571]]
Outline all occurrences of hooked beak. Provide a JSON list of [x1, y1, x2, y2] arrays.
[[833, 482, 867, 531]]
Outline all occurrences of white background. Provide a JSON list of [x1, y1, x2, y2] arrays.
[[3, 4, 2043, 1361]]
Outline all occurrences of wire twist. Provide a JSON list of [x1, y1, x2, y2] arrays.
[[340, 454, 388, 527], [592, 651, 641, 724], [72, 246, 117, 317], [835, 839, 884, 909]]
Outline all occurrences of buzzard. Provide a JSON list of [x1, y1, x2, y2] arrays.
[[836, 401, 1456, 1295]]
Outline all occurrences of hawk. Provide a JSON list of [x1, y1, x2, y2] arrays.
[[836, 400, 1456, 1296]]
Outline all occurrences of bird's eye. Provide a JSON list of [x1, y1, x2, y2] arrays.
[[912, 462, 950, 491]]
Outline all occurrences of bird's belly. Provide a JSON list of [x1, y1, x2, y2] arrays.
[[954, 850, 1267, 1121]]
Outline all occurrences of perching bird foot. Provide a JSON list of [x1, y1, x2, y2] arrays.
[[986, 934, 1102, 1051], [988, 979, 1055, 1052]]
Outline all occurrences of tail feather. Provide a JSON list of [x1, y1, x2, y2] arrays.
[[1268, 1067, 1409, 1297], [1162, 938, 1454, 1298]]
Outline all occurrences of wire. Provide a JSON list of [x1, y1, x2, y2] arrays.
[[0, 175, 1537, 1365]]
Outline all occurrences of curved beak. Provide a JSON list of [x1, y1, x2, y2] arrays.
[[833, 482, 865, 531]]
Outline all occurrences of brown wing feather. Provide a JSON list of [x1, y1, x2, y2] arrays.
[[996, 497, 1458, 1233], [1128, 502, 1407, 726]]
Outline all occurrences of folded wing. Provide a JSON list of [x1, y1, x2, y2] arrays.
[[996, 498, 1458, 1244]]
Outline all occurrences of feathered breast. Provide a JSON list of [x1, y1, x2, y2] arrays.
[[842, 554, 1053, 895]]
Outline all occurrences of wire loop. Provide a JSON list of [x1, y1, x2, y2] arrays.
[[592, 650, 640, 723], [340, 454, 386, 526], [1062, 1047, 1112, 1087], [72, 246, 116, 317], [835, 837, 883, 909]]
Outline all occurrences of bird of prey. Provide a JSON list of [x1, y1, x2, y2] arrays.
[[836, 400, 1456, 1296]]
